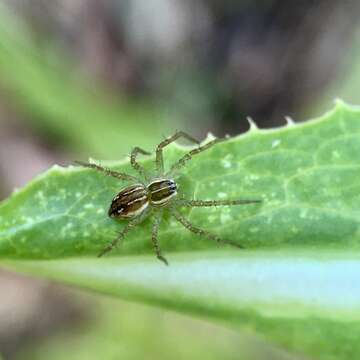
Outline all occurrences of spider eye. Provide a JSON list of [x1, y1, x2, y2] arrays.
[[148, 179, 177, 205], [169, 180, 177, 190]]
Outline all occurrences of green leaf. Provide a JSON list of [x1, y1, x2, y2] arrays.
[[4, 250, 360, 360], [1, 100, 360, 360]]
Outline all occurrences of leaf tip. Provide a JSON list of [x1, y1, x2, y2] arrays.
[[205, 132, 217, 142], [48, 163, 74, 175], [334, 98, 346, 108], [51, 164, 65, 171], [284, 116, 295, 127], [334, 98, 357, 113], [246, 117, 258, 132]]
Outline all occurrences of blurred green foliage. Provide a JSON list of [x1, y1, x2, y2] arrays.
[[17, 295, 291, 360], [311, 30, 360, 118], [0, 8, 169, 158]]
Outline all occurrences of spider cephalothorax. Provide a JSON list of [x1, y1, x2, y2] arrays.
[[77, 131, 261, 265]]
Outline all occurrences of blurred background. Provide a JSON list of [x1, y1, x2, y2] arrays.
[[0, 1, 359, 359]]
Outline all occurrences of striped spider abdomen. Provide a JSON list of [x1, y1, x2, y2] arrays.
[[108, 184, 149, 219]]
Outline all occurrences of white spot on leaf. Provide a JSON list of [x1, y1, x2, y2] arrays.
[[291, 226, 299, 234], [207, 215, 217, 223], [221, 153, 234, 169], [332, 150, 340, 159], [36, 191, 44, 199], [220, 212, 232, 224], [272, 139, 281, 148], [221, 159, 232, 169], [64, 222, 73, 230]]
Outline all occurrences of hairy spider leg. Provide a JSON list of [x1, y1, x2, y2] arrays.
[[130, 146, 151, 181], [167, 137, 225, 176], [151, 210, 168, 265], [75, 161, 139, 182], [98, 220, 135, 257], [177, 199, 262, 207], [171, 208, 243, 248], [156, 131, 200, 174], [98, 212, 146, 257]]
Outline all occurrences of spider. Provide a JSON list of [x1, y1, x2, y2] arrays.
[[76, 131, 261, 265]]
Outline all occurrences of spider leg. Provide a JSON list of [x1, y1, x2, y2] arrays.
[[98, 217, 139, 257], [75, 161, 139, 182], [171, 208, 243, 249], [130, 147, 151, 180], [152, 210, 168, 265], [167, 137, 225, 176], [156, 131, 200, 174], [177, 199, 262, 207]]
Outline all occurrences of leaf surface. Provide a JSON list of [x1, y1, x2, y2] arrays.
[[1, 101, 360, 360]]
